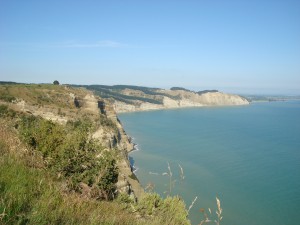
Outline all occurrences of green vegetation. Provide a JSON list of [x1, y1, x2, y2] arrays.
[[0, 115, 190, 224], [73, 84, 180, 105], [197, 90, 218, 95], [88, 85, 162, 95], [0, 86, 16, 102], [90, 87, 163, 105], [0, 105, 16, 118], [0, 83, 191, 224], [53, 80, 60, 85], [0, 93, 16, 102], [0, 83, 84, 109], [0, 140, 143, 225], [137, 193, 189, 225], [18, 115, 118, 200], [170, 87, 193, 92]]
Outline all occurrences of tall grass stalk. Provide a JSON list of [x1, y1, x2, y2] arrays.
[[199, 197, 223, 225]]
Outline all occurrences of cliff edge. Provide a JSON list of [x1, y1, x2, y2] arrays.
[[0, 84, 143, 199], [76, 85, 249, 113]]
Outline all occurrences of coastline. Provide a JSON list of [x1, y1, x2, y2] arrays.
[[128, 142, 139, 173], [112, 90, 250, 113], [116, 102, 250, 114], [116, 101, 300, 225], [116, 102, 252, 197]]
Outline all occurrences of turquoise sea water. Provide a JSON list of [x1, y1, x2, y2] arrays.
[[118, 101, 300, 225]]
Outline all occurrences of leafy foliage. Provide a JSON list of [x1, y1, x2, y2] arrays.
[[0, 142, 142, 225], [53, 80, 60, 85], [0, 83, 193, 225], [0, 126, 191, 225], [136, 193, 190, 225], [137, 193, 163, 215], [18, 115, 119, 200]]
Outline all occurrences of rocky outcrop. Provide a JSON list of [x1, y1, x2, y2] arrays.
[[72, 85, 249, 113], [114, 90, 249, 113], [6, 86, 144, 200], [75, 94, 144, 199]]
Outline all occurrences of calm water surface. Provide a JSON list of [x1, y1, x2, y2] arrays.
[[118, 101, 300, 225]]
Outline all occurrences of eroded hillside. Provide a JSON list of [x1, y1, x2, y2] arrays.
[[75, 85, 249, 112], [0, 83, 190, 225], [0, 84, 143, 198]]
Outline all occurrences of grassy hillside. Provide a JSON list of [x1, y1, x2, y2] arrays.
[[0, 83, 190, 225]]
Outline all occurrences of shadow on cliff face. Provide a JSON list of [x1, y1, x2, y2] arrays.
[[129, 156, 137, 173]]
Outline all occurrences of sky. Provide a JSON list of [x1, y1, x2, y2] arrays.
[[0, 0, 299, 94]]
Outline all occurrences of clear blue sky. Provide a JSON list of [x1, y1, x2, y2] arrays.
[[1, 0, 299, 94]]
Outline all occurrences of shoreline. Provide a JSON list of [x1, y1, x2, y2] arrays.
[[128, 140, 139, 173], [116, 102, 251, 114], [117, 102, 252, 195]]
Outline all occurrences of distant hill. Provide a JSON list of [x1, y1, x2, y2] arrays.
[[242, 94, 300, 102], [74, 84, 249, 112]]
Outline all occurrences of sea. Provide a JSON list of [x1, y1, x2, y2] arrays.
[[118, 101, 300, 225]]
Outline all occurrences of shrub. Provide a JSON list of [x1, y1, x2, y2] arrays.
[[0, 93, 16, 102], [159, 196, 189, 225], [0, 105, 16, 118], [18, 115, 119, 200], [0, 142, 139, 225], [137, 193, 163, 215], [135, 193, 189, 224]]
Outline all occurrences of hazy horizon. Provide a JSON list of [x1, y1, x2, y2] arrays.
[[1, 79, 299, 96], [1, 1, 299, 95]]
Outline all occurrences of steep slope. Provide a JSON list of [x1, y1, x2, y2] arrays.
[[0, 83, 191, 225], [0, 84, 143, 198], [76, 85, 249, 113]]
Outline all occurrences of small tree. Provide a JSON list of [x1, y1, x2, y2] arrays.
[[53, 80, 59, 85]]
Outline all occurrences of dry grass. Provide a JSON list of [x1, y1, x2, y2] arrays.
[[199, 197, 223, 225], [0, 83, 90, 110], [0, 84, 193, 225]]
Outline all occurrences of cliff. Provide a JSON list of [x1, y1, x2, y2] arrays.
[[75, 85, 249, 113], [0, 83, 192, 224], [0, 84, 143, 199]]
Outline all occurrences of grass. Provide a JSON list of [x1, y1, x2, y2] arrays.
[[0, 83, 85, 109], [0, 83, 192, 225], [0, 145, 141, 225], [0, 105, 16, 118], [198, 197, 223, 225], [0, 114, 191, 225], [0, 138, 191, 225]]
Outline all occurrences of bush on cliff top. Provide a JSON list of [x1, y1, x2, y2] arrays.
[[18, 115, 119, 200]]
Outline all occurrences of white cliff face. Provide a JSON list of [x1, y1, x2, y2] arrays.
[[114, 101, 137, 112], [114, 90, 249, 113], [163, 97, 180, 107], [193, 92, 249, 106], [139, 102, 164, 111]]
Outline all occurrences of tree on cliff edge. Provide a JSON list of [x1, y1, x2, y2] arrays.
[[53, 80, 60, 85]]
